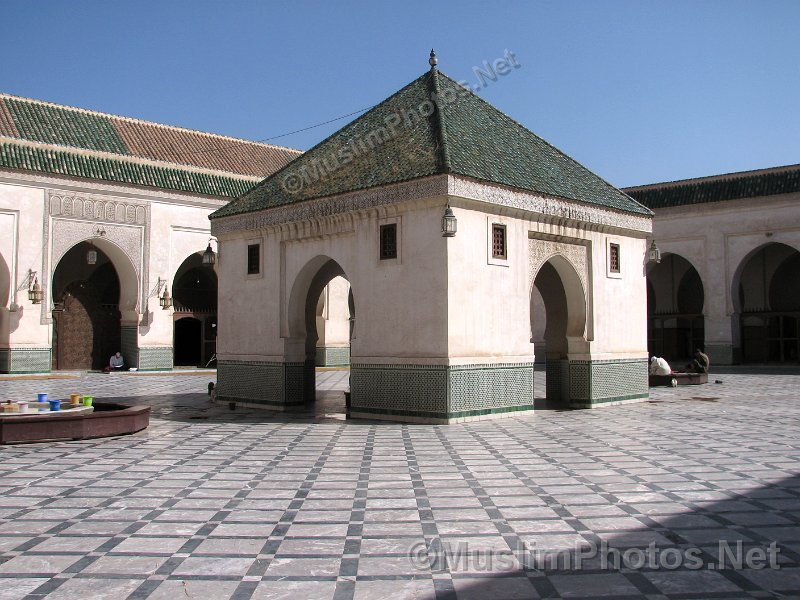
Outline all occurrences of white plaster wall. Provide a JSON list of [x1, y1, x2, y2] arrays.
[[0, 182, 48, 347], [446, 205, 533, 363], [317, 276, 350, 347], [144, 202, 215, 346], [588, 234, 649, 358], [216, 201, 450, 364], [0, 170, 226, 362], [446, 199, 649, 363]]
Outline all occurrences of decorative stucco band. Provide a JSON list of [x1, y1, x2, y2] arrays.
[[0, 347, 51, 374], [137, 346, 173, 371], [212, 176, 449, 235], [350, 362, 535, 423], [211, 175, 652, 236], [316, 347, 350, 367], [216, 360, 306, 409], [448, 178, 652, 234], [568, 358, 649, 408]]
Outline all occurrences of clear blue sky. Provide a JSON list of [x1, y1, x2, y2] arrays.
[[3, 1, 798, 187]]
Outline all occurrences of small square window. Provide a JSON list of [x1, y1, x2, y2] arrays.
[[247, 243, 260, 275], [380, 224, 397, 260], [492, 224, 507, 259], [609, 243, 620, 273]]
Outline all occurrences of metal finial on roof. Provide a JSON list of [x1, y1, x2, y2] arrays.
[[429, 49, 438, 70]]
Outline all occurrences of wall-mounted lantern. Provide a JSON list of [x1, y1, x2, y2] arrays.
[[648, 240, 661, 264], [86, 244, 98, 265], [441, 205, 457, 237], [87, 227, 106, 265], [157, 278, 172, 309], [202, 238, 217, 268], [28, 270, 43, 304]]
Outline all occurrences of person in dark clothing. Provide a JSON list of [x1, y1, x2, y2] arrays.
[[687, 349, 710, 374]]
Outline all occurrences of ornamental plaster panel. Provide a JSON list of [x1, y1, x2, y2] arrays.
[[528, 237, 589, 295], [50, 220, 143, 277], [42, 189, 149, 322]]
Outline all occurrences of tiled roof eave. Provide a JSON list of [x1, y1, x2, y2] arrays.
[[0, 137, 258, 198], [211, 173, 652, 239]]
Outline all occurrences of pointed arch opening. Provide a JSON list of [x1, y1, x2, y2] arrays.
[[646, 253, 705, 363], [50, 241, 136, 370], [287, 256, 354, 408], [531, 254, 587, 403], [172, 252, 217, 367], [733, 242, 800, 363]]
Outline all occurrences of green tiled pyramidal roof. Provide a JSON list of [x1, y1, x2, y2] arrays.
[[0, 92, 301, 197], [212, 68, 650, 219]]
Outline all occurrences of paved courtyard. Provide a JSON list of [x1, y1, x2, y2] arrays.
[[0, 368, 799, 599]]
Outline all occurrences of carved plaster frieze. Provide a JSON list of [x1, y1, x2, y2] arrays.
[[448, 177, 652, 234], [211, 176, 450, 236], [211, 174, 652, 237], [49, 191, 148, 225]]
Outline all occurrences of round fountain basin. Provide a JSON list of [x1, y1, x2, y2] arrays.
[[0, 402, 150, 444]]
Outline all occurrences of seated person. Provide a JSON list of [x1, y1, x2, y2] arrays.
[[649, 355, 672, 376], [686, 349, 710, 374], [104, 352, 125, 373]]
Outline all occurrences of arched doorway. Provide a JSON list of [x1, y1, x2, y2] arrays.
[[531, 255, 587, 404], [172, 253, 217, 367], [51, 242, 122, 370], [314, 276, 352, 367], [174, 317, 202, 366], [735, 243, 800, 363], [646, 254, 705, 363], [287, 256, 354, 406]]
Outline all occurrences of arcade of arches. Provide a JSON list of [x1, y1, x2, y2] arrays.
[[643, 244, 800, 365], [41, 243, 220, 372], [736, 243, 800, 363]]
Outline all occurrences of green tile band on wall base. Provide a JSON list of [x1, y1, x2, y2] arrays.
[[216, 360, 307, 408], [349, 403, 534, 424], [350, 362, 535, 423], [315, 346, 350, 367], [568, 358, 649, 408], [137, 347, 173, 371], [545, 358, 570, 404], [0, 348, 52, 374]]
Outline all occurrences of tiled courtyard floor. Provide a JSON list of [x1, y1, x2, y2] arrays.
[[1, 368, 799, 599]]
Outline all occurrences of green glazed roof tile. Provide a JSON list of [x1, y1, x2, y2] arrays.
[[0, 93, 300, 181], [625, 166, 800, 209], [0, 141, 256, 198], [212, 69, 650, 219]]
